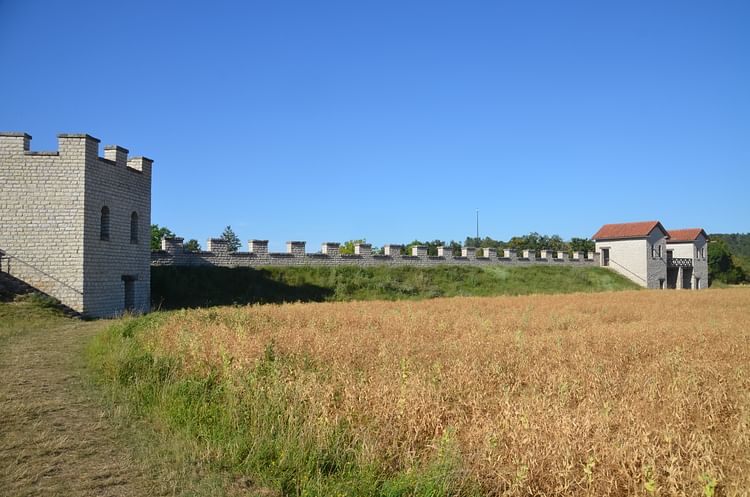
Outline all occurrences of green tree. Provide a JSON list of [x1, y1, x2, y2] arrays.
[[710, 233, 750, 258], [184, 239, 201, 252], [569, 237, 595, 254], [426, 239, 448, 256], [151, 224, 174, 251], [464, 236, 505, 250], [507, 232, 542, 253], [507, 232, 568, 254], [339, 239, 366, 255], [542, 234, 566, 251], [448, 240, 462, 256], [403, 239, 446, 256], [220, 225, 241, 253], [708, 239, 747, 284]]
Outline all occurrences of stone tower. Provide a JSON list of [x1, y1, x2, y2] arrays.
[[0, 132, 152, 317]]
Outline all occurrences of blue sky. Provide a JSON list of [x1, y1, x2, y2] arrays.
[[2, 1, 748, 251]]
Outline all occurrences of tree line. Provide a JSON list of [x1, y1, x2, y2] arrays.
[[708, 235, 749, 285], [293, 233, 594, 256], [152, 225, 595, 257], [339, 234, 595, 257]]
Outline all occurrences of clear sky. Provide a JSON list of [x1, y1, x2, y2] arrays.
[[2, 1, 748, 251]]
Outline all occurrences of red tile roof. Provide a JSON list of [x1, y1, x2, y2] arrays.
[[591, 221, 668, 240], [667, 228, 708, 242]]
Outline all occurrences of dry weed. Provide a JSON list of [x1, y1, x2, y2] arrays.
[[141, 289, 750, 496]]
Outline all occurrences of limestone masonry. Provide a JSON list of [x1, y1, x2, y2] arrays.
[[1, 131, 708, 317], [0, 132, 152, 317], [152, 238, 599, 268]]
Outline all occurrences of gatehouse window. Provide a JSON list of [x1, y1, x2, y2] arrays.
[[130, 211, 139, 244], [100, 206, 110, 241]]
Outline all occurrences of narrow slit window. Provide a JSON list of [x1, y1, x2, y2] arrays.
[[130, 211, 139, 244], [100, 206, 110, 241]]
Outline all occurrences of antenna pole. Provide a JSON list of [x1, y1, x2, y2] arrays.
[[476, 209, 479, 240]]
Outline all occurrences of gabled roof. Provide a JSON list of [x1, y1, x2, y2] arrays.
[[591, 221, 669, 240], [666, 228, 708, 243]]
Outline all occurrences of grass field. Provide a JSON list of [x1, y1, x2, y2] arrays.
[[0, 296, 276, 496], [89, 288, 750, 496], [151, 264, 639, 309], [0, 298, 157, 496]]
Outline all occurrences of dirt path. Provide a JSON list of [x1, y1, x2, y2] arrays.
[[0, 315, 158, 497]]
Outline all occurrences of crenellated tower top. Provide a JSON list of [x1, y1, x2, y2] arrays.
[[0, 132, 152, 176]]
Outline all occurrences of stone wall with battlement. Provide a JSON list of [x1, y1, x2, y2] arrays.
[[153, 238, 599, 268], [0, 132, 152, 317]]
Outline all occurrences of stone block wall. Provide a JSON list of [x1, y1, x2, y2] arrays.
[[153, 238, 600, 269], [645, 229, 669, 289], [0, 132, 152, 317], [83, 141, 152, 316], [1, 133, 86, 311]]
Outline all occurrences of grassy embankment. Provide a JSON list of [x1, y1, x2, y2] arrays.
[[0, 293, 69, 342], [89, 288, 750, 496], [152, 264, 639, 309]]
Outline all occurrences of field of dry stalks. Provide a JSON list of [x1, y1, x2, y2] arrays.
[[137, 288, 750, 496]]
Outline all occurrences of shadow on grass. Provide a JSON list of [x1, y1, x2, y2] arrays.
[[151, 266, 334, 310], [0, 271, 80, 317], [152, 264, 643, 311], [0, 271, 36, 302]]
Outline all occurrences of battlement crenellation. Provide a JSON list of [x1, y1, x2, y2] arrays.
[[1, 131, 153, 317], [0, 132, 151, 177], [154, 237, 600, 269]]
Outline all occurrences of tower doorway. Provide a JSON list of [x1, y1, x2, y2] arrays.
[[122, 275, 136, 312]]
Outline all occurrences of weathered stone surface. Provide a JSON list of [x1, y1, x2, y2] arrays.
[[0, 132, 151, 317]]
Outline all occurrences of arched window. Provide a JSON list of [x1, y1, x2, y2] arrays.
[[130, 212, 139, 244], [100, 206, 110, 241]]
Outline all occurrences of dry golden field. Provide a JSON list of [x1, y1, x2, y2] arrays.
[[139, 288, 750, 496]]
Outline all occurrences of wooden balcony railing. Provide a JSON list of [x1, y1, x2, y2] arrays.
[[667, 257, 693, 267]]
